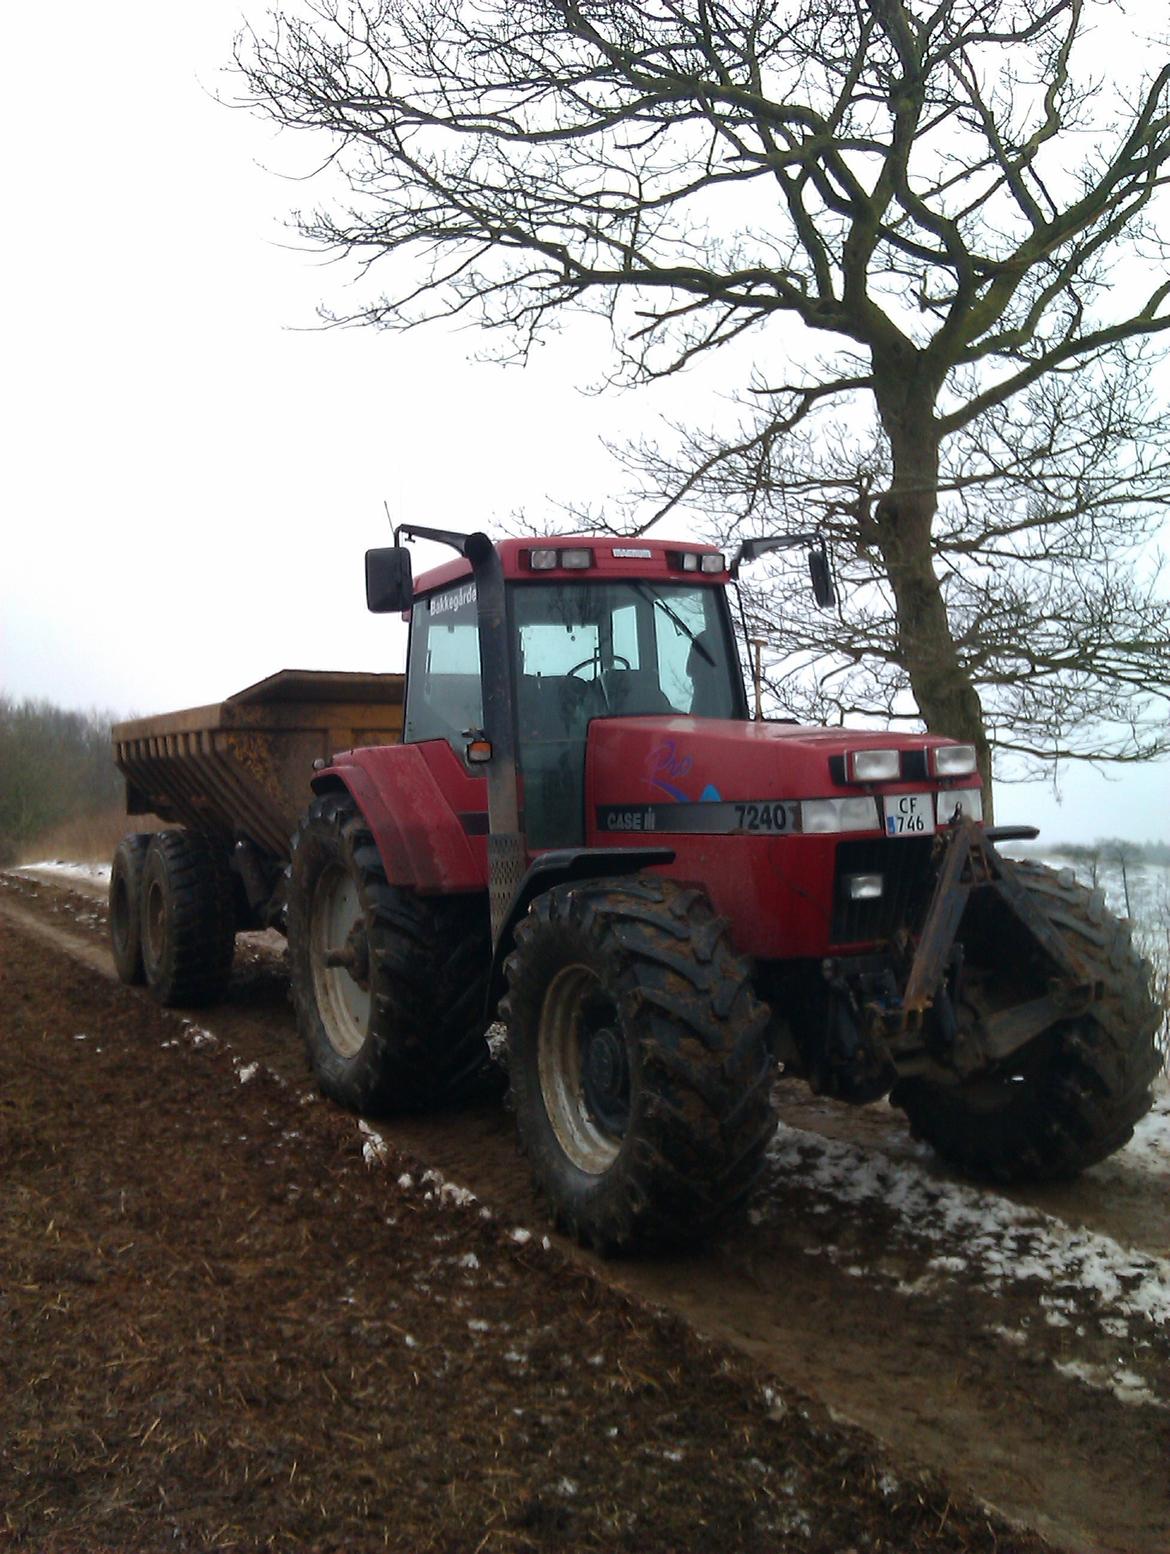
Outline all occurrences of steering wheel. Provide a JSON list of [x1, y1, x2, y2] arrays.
[[567, 654, 631, 680]]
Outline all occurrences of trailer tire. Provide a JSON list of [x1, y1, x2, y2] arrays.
[[140, 830, 236, 1007], [893, 862, 1162, 1182], [502, 876, 776, 1252], [288, 792, 493, 1114], [109, 833, 152, 984]]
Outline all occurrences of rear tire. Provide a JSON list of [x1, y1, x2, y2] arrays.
[[140, 830, 236, 1007], [288, 792, 493, 1113], [502, 876, 776, 1252], [893, 862, 1161, 1182], [109, 833, 151, 984]]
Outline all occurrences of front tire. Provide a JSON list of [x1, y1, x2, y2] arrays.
[[893, 862, 1161, 1182], [288, 792, 492, 1113], [503, 876, 776, 1252], [140, 830, 236, 1007]]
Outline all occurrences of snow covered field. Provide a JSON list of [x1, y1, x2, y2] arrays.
[[759, 1103, 1170, 1410]]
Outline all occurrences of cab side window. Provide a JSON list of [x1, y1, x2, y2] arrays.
[[404, 581, 483, 755]]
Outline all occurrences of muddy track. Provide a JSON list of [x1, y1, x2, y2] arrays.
[[3, 868, 1168, 1554]]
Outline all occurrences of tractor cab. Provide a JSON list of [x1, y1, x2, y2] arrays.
[[386, 535, 748, 848]]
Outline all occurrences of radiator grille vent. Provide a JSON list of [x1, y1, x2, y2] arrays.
[[832, 837, 935, 946]]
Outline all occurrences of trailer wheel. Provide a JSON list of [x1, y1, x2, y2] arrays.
[[893, 862, 1162, 1182], [502, 876, 776, 1252], [288, 792, 493, 1113], [109, 833, 152, 984], [140, 830, 236, 1007]]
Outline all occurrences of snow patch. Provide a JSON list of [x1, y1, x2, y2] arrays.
[[359, 1122, 388, 1167], [766, 1122, 1170, 1336], [18, 860, 111, 886], [181, 1022, 218, 1049], [1054, 1358, 1168, 1410], [419, 1167, 478, 1208], [236, 1062, 260, 1085], [762, 1385, 788, 1421]]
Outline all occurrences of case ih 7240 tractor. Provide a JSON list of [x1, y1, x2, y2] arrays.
[[110, 528, 1160, 1250]]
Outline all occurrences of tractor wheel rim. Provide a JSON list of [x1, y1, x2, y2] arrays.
[[537, 963, 628, 1175], [310, 863, 370, 1059]]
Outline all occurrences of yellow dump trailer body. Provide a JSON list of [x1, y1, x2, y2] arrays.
[[112, 669, 405, 860]]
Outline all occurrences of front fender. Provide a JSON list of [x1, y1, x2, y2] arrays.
[[486, 845, 675, 1016], [312, 744, 486, 893]]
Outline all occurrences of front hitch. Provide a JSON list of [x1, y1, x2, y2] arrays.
[[893, 820, 1099, 1062]]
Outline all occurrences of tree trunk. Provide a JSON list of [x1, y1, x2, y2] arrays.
[[873, 403, 995, 817]]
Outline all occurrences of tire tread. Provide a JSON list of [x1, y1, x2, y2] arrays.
[[504, 875, 775, 1252], [893, 860, 1161, 1182]]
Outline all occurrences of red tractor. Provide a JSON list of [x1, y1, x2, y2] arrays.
[[280, 526, 1159, 1250]]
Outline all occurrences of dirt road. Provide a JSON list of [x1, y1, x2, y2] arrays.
[[2, 867, 1167, 1553]]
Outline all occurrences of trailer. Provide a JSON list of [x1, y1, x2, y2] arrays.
[[109, 669, 404, 1000]]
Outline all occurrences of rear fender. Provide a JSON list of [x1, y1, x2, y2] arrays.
[[312, 744, 485, 893]]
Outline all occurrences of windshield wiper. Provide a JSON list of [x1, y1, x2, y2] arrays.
[[631, 582, 714, 665]]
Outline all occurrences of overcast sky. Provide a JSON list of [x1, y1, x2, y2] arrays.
[[2, 3, 1166, 847]]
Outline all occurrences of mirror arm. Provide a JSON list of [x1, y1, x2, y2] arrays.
[[394, 523, 491, 562], [730, 531, 824, 578]]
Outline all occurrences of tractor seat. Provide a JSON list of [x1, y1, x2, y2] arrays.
[[599, 669, 675, 715]]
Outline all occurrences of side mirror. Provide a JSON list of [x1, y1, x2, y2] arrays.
[[365, 547, 413, 613], [808, 544, 836, 609]]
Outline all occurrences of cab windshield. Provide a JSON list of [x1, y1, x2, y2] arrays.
[[512, 580, 743, 845], [512, 580, 740, 721]]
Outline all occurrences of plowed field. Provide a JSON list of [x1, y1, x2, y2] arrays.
[[2, 867, 1167, 1554]]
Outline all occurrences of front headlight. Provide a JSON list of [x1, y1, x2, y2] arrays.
[[801, 797, 880, 834], [846, 748, 901, 782], [936, 789, 983, 825], [843, 873, 884, 900], [931, 743, 978, 777]]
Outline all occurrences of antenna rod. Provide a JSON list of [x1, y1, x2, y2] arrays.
[[750, 637, 766, 722]]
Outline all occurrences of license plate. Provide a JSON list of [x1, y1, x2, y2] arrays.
[[884, 793, 935, 837]]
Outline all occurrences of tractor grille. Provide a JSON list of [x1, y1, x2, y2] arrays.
[[831, 837, 935, 946]]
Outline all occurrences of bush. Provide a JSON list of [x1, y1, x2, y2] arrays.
[[0, 695, 125, 863]]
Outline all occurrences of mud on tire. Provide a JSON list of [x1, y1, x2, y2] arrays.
[[140, 830, 236, 1007], [893, 861, 1162, 1182], [288, 791, 493, 1114], [109, 833, 152, 985], [502, 876, 776, 1252]]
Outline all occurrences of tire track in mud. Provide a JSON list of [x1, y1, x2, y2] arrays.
[[3, 871, 1168, 1554]]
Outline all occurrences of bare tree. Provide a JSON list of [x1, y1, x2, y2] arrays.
[[235, 0, 1170, 795], [613, 350, 1170, 793]]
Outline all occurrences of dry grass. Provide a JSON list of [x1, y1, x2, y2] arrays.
[[17, 805, 163, 866]]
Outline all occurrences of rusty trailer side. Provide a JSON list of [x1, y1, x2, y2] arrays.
[[112, 669, 405, 861]]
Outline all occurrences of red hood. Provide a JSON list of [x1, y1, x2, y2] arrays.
[[587, 716, 975, 805]]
